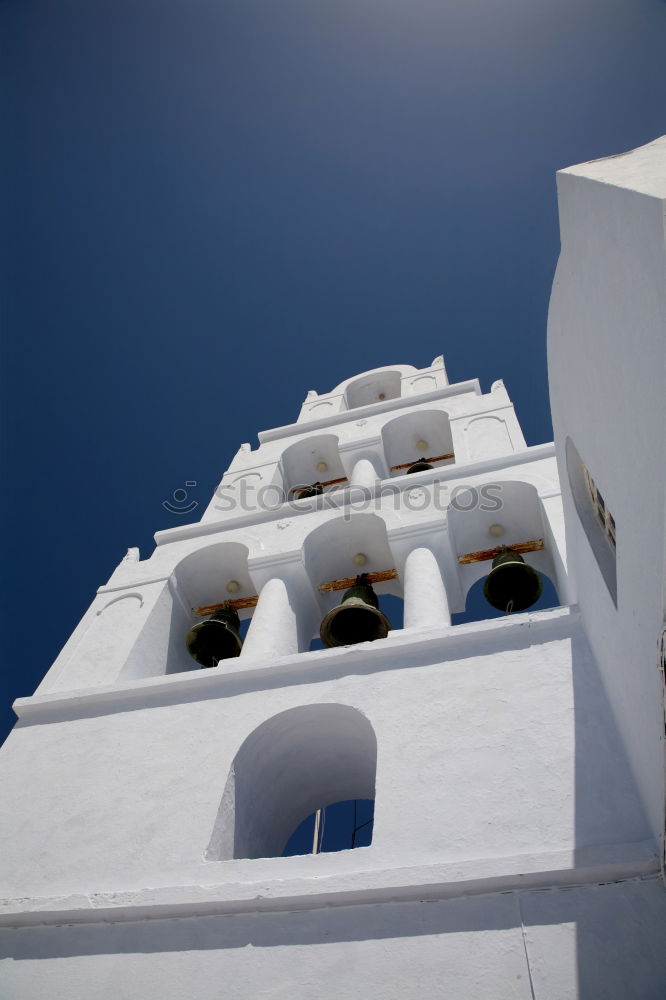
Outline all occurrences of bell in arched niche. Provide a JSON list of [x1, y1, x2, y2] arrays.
[[320, 574, 391, 647], [483, 549, 543, 614], [185, 606, 243, 666]]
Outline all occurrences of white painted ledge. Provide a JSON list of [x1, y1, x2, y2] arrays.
[[258, 380, 482, 444], [559, 134, 666, 199], [0, 840, 657, 928], [12, 607, 578, 725], [155, 442, 556, 546]]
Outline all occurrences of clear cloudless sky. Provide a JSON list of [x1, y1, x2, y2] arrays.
[[1, 0, 666, 744]]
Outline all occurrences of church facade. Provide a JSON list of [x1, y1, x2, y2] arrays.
[[0, 139, 665, 998]]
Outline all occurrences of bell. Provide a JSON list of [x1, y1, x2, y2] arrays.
[[320, 574, 391, 648], [483, 549, 543, 614], [406, 460, 434, 474], [185, 607, 243, 667], [295, 482, 324, 499]]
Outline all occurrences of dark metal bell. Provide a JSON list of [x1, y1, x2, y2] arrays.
[[185, 607, 243, 667], [406, 460, 434, 474], [483, 549, 543, 614], [320, 575, 391, 648], [295, 482, 324, 499]]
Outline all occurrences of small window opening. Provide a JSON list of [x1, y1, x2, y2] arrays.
[[207, 704, 377, 860], [282, 799, 375, 856]]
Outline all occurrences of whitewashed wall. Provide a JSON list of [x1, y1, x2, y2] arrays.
[[2, 320, 665, 998], [548, 135, 666, 843], [2, 878, 666, 1000]]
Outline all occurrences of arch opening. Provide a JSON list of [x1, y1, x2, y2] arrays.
[[169, 542, 253, 675], [447, 480, 564, 621], [281, 434, 347, 499], [381, 408, 455, 477], [207, 704, 378, 860], [303, 514, 403, 648], [345, 370, 401, 409]]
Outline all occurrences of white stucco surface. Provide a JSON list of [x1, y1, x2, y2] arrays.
[[548, 135, 666, 842], [0, 611, 654, 904], [2, 878, 665, 999], [2, 310, 666, 997]]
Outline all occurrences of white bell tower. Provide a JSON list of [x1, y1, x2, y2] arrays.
[[2, 131, 666, 994]]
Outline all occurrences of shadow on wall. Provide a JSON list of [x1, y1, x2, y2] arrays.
[[571, 630, 650, 852], [4, 881, 665, 1000], [570, 629, 655, 997], [0, 894, 523, 957], [2, 631, 664, 994]]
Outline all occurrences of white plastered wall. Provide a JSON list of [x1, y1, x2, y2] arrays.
[[0, 614, 653, 902], [1, 877, 666, 1000], [35, 446, 565, 693], [295, 356, 450, 423], [5, 328, 665, 996], [547, 135, 666, 843], [201, 378, 527, 525]]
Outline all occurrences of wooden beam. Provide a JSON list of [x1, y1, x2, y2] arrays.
[[457, 539, 545, 566], [390, 452, 454, 471], [193, 595, 259, 617], [320, 475, 348, 487], [292, 476, 348, 496], [194, 568, 400, 614], [319, 569, 398, 593]]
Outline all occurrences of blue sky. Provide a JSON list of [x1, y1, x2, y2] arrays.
[[2, 0, 666, 744]]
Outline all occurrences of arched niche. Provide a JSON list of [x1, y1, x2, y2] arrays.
[[164, 541, 252, 675], [280, 434, 346, 497], [381, 409, 454, 477], [447, 480, 561, 614], [207, 704, 378, 860], [303, 513, 401, 621], [345, 370, 401, 409]]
